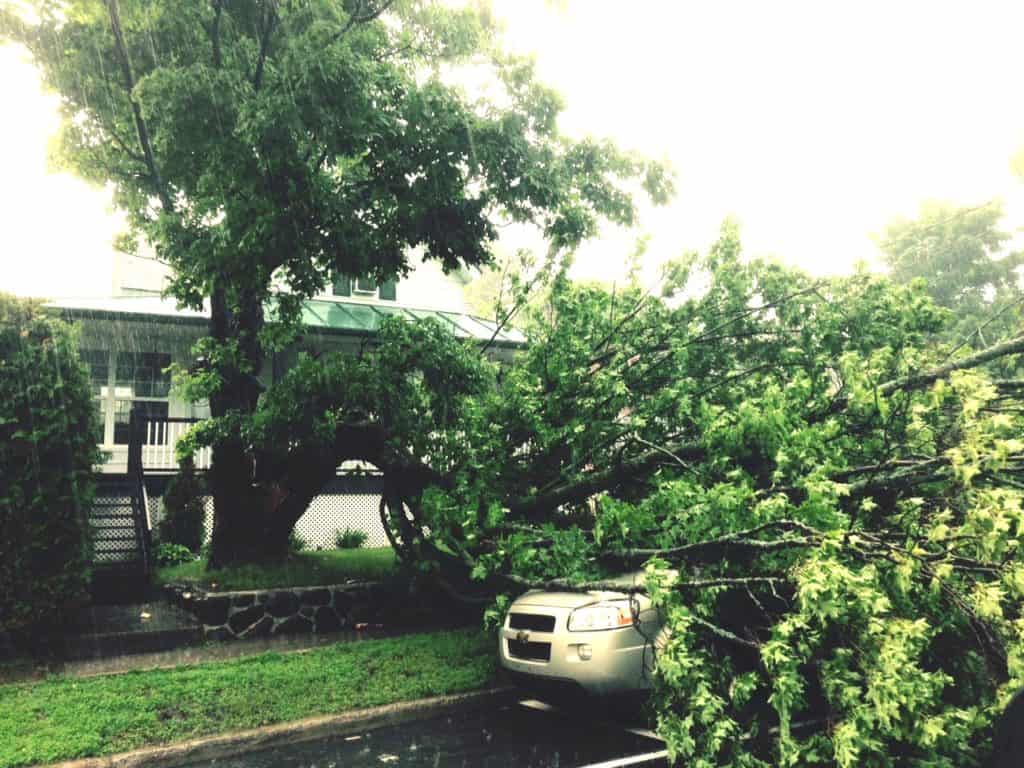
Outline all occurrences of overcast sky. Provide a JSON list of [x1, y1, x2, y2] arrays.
[[3, 0, 1024, 297]]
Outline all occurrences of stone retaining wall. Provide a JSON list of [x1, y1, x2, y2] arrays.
[[165, 582, 396, 641]]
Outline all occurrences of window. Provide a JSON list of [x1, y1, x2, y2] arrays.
[[116, 352, 171, 398], [81, 349, 110, 397], [82, 349, 172, 445], [81, 349, 110, 443], [92, 400, 106, 445], [330, 273, 397, 301], [331, 274, 351, 297]]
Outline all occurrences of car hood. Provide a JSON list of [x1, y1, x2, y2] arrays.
[[510, 571, 668, 610], [513, 590, 628, 609]]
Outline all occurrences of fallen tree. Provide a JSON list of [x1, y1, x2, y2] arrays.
[[180, 223, 1024, 766]]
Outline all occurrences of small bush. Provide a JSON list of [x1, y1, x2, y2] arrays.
[[158, 457, 205, 552], [335, 527, 368, 549], [154, 542, 195, 567], [0, 293, 99, 635], [288, 530, 307, 553]]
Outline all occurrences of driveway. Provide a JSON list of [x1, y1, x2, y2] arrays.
[[178, 697, 668, 768]]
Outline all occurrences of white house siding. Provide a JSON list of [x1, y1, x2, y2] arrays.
[[111, 247, 468, 313], [57, 252, 512, 551], [112, 248, 172, 297], [73, 315, 206, 474], [324, 257, 467, 312]]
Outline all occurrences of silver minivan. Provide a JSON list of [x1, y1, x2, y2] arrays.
[[498, 574, 665, 698]]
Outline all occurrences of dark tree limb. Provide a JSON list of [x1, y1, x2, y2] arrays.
[[209, 0, 223, 69], [680, 283, 825, 351], [105, 0, 173, 212], [507, 439, 705, 520], [878, 334, 1024, 396], [100, 119, 148, 165], [588, 293, 650, 363], [330, 0, 397, 45], [252, 0, 278, 90], [628, 435, 694, 471], [502, 572, 788, 596], [943, 294, 1024, 362], [607, 521, 822, 565], [378, 494, 402, 553], [689, 615, 761, 650]]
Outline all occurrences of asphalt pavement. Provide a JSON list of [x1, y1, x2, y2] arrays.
[[178, 698, 668, 768]]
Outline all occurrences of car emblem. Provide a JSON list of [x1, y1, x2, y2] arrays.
[[515, 630, 529, 642]]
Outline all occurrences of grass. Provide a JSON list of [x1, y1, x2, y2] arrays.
[[0, 628, 496, 768], [156, 547, 398, 591]]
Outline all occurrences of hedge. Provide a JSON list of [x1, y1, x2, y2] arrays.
[[0, 293, 99, 636]]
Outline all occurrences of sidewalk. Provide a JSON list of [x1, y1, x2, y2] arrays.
[[1, 598, 469, 683], [62, 600, 203, 661], [63, 625, 404, 678]]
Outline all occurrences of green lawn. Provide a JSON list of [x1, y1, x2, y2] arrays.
[[0, 628, 496, 768], [157, 547, 398, 591]]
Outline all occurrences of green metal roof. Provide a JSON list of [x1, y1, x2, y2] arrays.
[[45, 295, 526, 347]]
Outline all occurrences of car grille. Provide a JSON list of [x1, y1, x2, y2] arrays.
[[507, 639, 552, 662], [508, 613, 556, 632]]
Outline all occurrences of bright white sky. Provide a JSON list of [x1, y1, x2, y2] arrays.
[[3, 0, 1024, 297]]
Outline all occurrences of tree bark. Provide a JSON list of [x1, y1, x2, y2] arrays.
[[206, 283, 278, 567]]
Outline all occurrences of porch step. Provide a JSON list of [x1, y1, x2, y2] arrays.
[[92, 537, 138, 547], [89, 473, 149, 603]]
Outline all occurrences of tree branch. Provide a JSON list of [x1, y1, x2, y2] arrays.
[[502, 572, 788, 595], [680, 283, 825, 352], [878, 334, 1024, 396], [506, 439, 705, 520], [105, 0, 173, 212], [252, 0, 278, 91], [330, 0, 397, 45], [210, 0, 223, 69], [611, 521, 824, 563]]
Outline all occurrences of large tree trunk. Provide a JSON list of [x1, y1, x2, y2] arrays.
[[207, 451, 337, 567], [203, 280, 382, 566], [207, 439, 273, 566], [205, 282, 288, 567]]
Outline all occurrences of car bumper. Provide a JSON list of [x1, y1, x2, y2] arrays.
[[498, 608, 656, 696]]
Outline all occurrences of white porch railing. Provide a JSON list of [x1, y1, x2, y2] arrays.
[[140, 418, 212, 470]]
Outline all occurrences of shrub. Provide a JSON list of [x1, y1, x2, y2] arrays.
[[157, 457, 205, 552], [335, 527, 369, 549], [154, 542, 195, 567], [0, 293, 99, 635], [288, 530, 307, 553]]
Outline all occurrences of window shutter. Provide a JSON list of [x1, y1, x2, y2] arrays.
[[379, 278, 397, 301], [332, 274, 351, 296]]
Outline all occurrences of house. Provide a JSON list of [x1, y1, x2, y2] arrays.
[[46, 250, 522, 593], [50, 250, 521, 474]]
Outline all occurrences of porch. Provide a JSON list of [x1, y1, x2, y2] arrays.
[[100, 417, 212, 474]]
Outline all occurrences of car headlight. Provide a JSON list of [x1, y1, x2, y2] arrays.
[[567, 599, 636, 631]]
